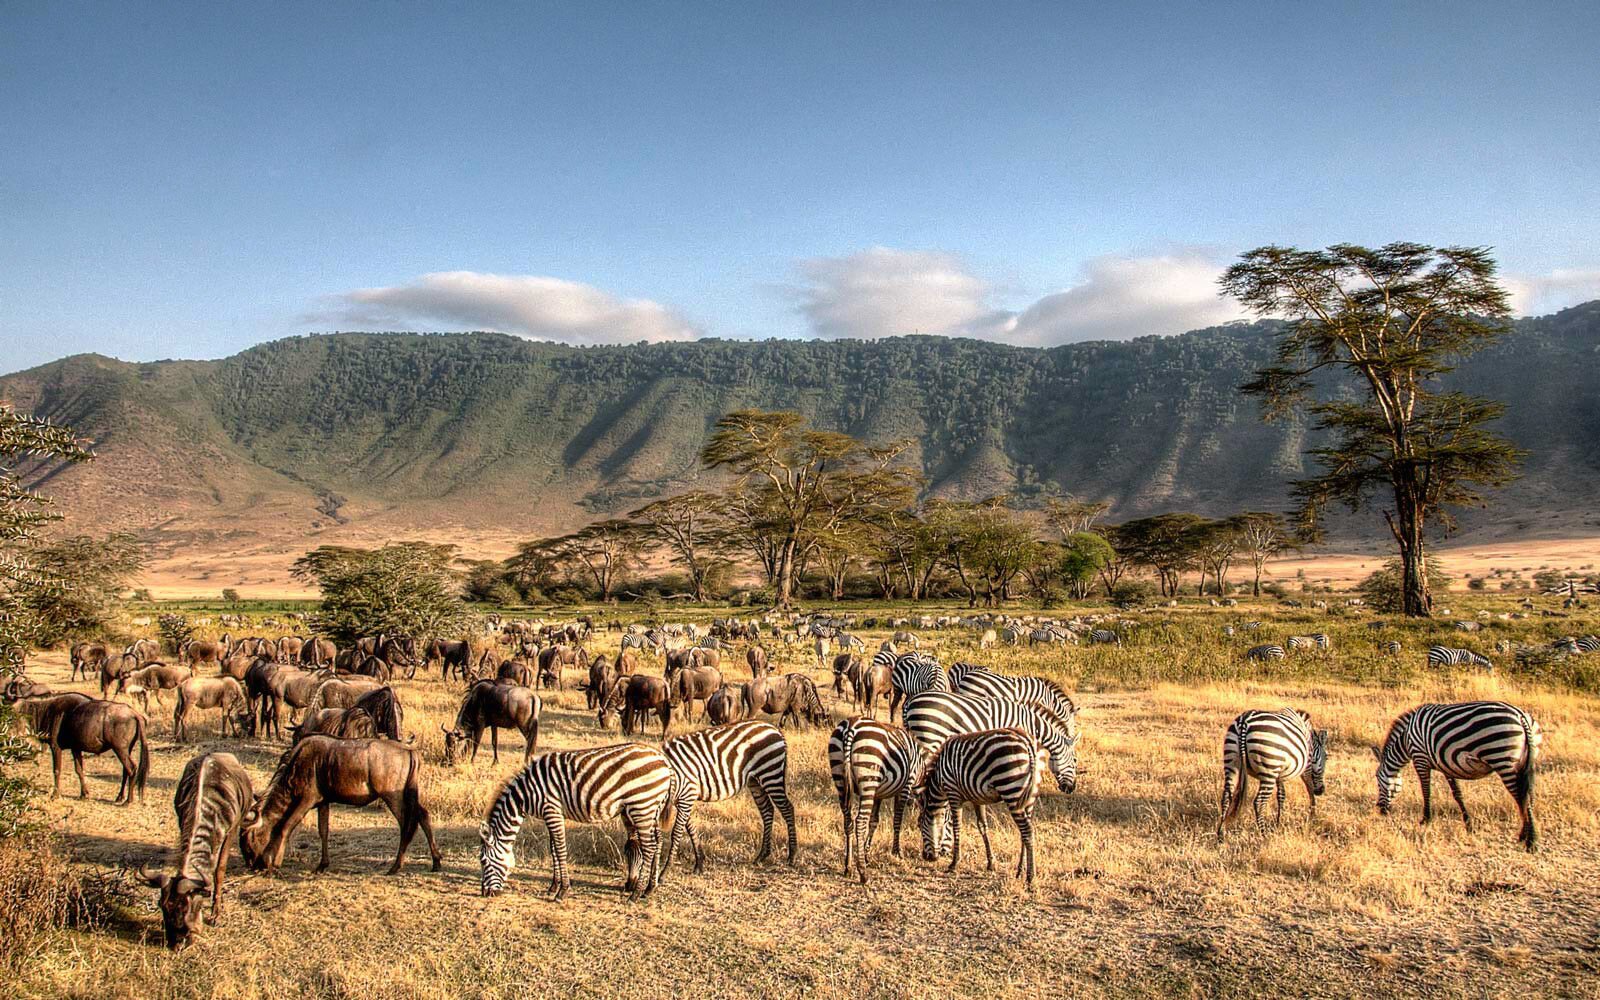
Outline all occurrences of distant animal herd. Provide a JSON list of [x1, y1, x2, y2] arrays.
[[1, 608, 1563, 950]]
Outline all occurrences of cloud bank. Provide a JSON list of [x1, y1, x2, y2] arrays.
[[1504, 268, 1600, 317], [324, 271, 700, 345], [789, 248, 1243, 346]]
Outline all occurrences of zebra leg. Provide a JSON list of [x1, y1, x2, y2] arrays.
[[1302, 774, 1317, 821], [1251, 776, 1276, 835], [541, 806, 569, 901], [1415, 764, 1433, 825], [946, 804, 962, 874], [1217, 765, 1236, 842], [633, 813, 662, 899], [751, 786, 775, 865], [660, 787, 693, 878], [890, 795, 905, 857], [1012, 807, 1035, 887], [1445, 777, 1472, 829], [839, 785, 855, 878], [773, 784, 797, 864], [973, 805, 995, 872], [1274, 782, 1286, 826]]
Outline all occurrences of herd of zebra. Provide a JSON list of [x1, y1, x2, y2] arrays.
[[10, 623, 1552, 951]]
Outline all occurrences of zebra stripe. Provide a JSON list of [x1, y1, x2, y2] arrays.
[[478, 742, 673, 900], [1216, 709, 1327, 840], [889, 652, 948, 722], [828, 718, 924, 883], [660, 721, 795, 874], [1576, 635, 1600, 654], [916, 727, 1048, 887], [903, 691, 1077, 792], [1382, 640, 1402, 655], [1245, 644, 1286, 662], [1375, 701, 1541, 850], [1285, 633, 1330, 652], [948, 663, 1078, 721], [1086, 629, 1119, 645], [1427, 646, 1492, 670]]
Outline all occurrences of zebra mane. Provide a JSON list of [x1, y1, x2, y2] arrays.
[[1024, 701, 1077, 740], [1378, 710, 1415, 760]]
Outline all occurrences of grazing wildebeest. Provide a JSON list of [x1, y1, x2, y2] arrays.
[[297, 637, 336, 668], [2, 676, 52, 702], [744, 673, 829, 729], [745, 645, 769, 678], [426, 638, 471, 680], [831, 653, 862, 706], [669, 664, 723, 723], [275, 636, 301, 663], [239, 736, 441, 875], [259, 666, 327, 740], [599, 674, 673, 738], [218, 651, 268, 682], [119, 662, 193, 713], [342, 654, 392, 683], [583, 654, 617, 711], [184, 639, 229, 671], [496, 657, 535, 687], [99, 651, 139, 698], [706, 684, 748, 725], [305, 675, 384, 714], [125, 638, 162, 665], [17, 693, 149, 803], [173, 676, 248, 740], [537, 644, 587, 691], [441, 680, 541, 764], [141, 752, 253, 949], [293, 686, 405, 743], [70, 642, 109, 682]]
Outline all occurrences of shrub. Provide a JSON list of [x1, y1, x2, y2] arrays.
[[1111, 580, 1156, 605], [157, 613, 195, 655], [1466, 577, 1486, 591], [0, 833, 131, 967], [1357, 557, 1452, 613]]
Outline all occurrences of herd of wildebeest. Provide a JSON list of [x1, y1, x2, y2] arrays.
[[1, 606, 1568, 951]]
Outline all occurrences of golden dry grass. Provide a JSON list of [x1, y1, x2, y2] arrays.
[[8, 601, 1600, 999]]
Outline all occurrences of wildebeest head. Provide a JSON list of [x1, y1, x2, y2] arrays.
[[440, 724, 470, 765], [238, 796, 271, 870], [142, 867, 208, 950]]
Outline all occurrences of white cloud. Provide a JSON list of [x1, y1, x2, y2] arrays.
[[323, 271, 700, 345], [1503, 268, 1600, 317], [789, 248, 1243, 346]]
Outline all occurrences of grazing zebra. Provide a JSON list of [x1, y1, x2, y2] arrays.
[[828, 718, 924, 883], [1241, 621, 1262, 631], [1382, 640, 1402, 656], [948, 663, 1078, 721], [660, 721, 796, 875], [915, 728, 1049, 887], [835, 632, 865, 652], [1373, 701, 1542, 850], [903, 691, 1077, 792], [1285, 633, 1329, 653], [1086, 629, 1119, 645], [889, 652, 948, 722], [1245, 644, 1286, 662], [1427, 646, 1492, 670], [1000, 625, 1026, 646], [1577, 635, 1600, 654], [478, 743, 674, 900], [1221, 625, 1235, 637], [1216, 709, 1328, 840]]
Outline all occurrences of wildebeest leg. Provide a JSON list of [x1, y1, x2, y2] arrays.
[[523, 719, 538, 761], [73, 750, 89, 799], [490, 726, 500, 764], [1446, 777, 1471, 829], [316, 804, 332, 872], [210, 841, 231, 921], [109, 740, 136, 805], [379, 791, 421, 876], [973, 805, 995, 872], [49, 744, 63, 798]]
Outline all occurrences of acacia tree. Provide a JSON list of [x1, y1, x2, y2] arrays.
[[1044, 495, 1111, 538], [547, 519, 644, 603], [700, 410, 916, 608], [1192, 517, 1243, 596], [1059, 531, 1115, 600], [1222, 243, 1522, 617], [1238, 511, 1292, 596], [1114, 513, 1207, 596], [630, 491, 727, 602], [297, 543, 474, 646]]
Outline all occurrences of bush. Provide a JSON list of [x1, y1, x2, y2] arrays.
[[1357, 556, 1452, 613], [221, 588, 241, 604], [157, 613, 195, 655], [550, 587, 587, 606], [486, 581, 521, 607], [1111, 580, 1156, 605], [1467, 577, 1486, 591], [0, 833, 131, 967]]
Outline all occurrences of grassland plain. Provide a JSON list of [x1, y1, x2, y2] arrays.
[[9, 598, 1600, 1000]]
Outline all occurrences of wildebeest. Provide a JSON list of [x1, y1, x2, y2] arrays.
[[293, 686, 405, 743], [125, 638, 162, 665], [258, 666, 329, 740], [240, 736, 441, 875], [342, 654, 392, 683], [1, 676, 51, 702], [616, 649, 639, 676], [99, 651, 139, 698], [496, 657, 535, 687], [274, 636, 301, 663], [441, 680, 541, 764], [70, 642, 109, 682], [218, 651, 268, 682], [184, 638, 229, 671], [119, 662, 193, 713], [16, 693, 149, 803], [743, 673, 829, 729], [669, 663, 723, 723], [297, 637, 336, 668], [582, 654, 617, 710], [305, 675, 384, 714], [706, 684, 748, 725], [426, 638, 471, 681], [141, 752, 253, 949], [835, 654, 891, 719], [173, 676, 248, 740], [746, 645, 769, 678], [598, 674, 673, 738], [689, 646, 722, 671]]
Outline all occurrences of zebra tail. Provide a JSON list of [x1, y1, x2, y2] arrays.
[[1221, 723, 1247, 823], [1516, 713, 1537, 806]]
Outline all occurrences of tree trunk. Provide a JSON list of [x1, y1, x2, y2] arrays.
[[1387, 474, 1432, 617]]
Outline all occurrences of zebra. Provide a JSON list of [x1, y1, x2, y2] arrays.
[[1577, 635, 1600, 654], [1000, 625, 1026, 646], [835, 632, 866, 652], [948, 663, 1078, 722], [902, 691, 1077, 793], [1086, 629, 1119, 645], [1245, 644, 1286, 662], [1285, 633, 1329, 653], [1241, 621, 1263, 631], [659, 721, 796, 875], [1373, 701, 1542, 850], [478, 743, 674, 900], [1382, 640, 1402, 656], [915, 727, 1049, 887], [1427, 646, 1492, 670], [1216, 709, 1328, 840], [889, 652, 947, 722], [828, 718, 925, 883]]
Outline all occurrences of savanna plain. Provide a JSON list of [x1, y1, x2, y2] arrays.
[[10, 599, 1600, 1000]]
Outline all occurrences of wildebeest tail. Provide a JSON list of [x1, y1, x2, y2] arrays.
[[135, 713, 150, 802]]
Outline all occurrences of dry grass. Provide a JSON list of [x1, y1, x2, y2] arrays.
[[9, 599, 1600, 999]]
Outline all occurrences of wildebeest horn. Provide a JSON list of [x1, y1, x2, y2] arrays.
[[138, 865, 169, 888], [440, 724, 450, 734]]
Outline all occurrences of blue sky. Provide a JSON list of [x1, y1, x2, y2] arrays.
[[3, 1, 1598, 374]]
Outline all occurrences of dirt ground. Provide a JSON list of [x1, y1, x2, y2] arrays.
[[9, 613, 1600, 999]]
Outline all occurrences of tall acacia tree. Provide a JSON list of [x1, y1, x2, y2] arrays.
[[1222, 243, 1523, 617], [629, 491, 727, 602], [700, 410, 915, 608]]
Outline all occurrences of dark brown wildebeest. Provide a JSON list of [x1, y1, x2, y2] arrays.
[[536, 644, 587, 691], [441, 680, 541, 764], [141, 752, 253, 949], [582, 654, 617, 710], [218, 652, 268, 682], [664, 648, 695, 676], [426, 638, 471, 681], [184, 638, 229, 671], [242, 657, 286, 736], [305, 675, 384, 714], [746, 645, 770, 679], [259, 666, 329, 740], [274, 636, 301, 663], [342, 654, 392, 683], [239, 736, 441, 875], [598, 674, 673, 738], [125, 638, 162, 665], [496, 657, 534, 687], [71, 642, 109, 682], [293, 686, 405, 743], [119, 662, 193, 713], [851, 655, 892, 720], [2, 676, 52, 702], [831, 653, 861, 705], [743, 673, 829, 729], [16, 693, 149, 803], [669, 664, 723, 723], [298, 637, 336, 668], [173, 676, 248, 740], [706, 684, 748, 725], [99, 652, 139, 698]]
